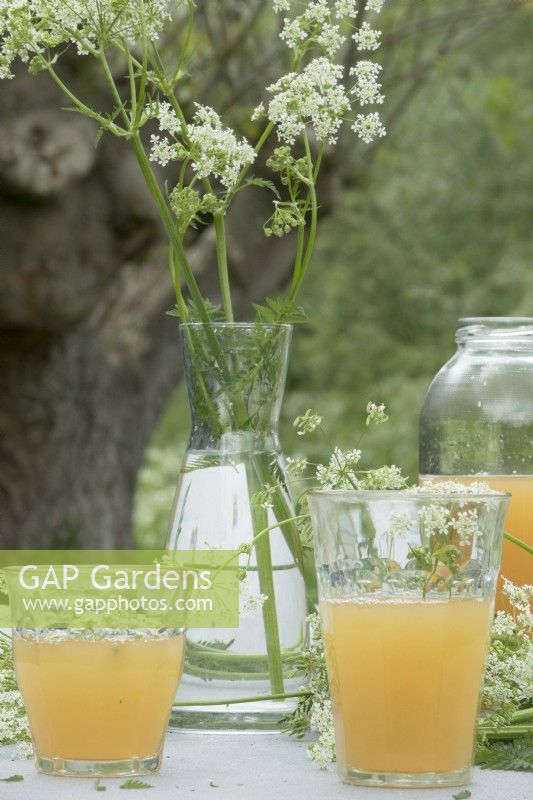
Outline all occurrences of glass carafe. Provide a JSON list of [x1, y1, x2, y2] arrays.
[[419, 317, 533, 592], [167, 323, 307, 731]]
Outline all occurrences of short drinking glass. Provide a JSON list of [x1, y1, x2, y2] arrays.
[[308, 489, 509, 789]]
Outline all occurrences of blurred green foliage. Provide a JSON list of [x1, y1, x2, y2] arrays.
[[134, 13, 533, 548]]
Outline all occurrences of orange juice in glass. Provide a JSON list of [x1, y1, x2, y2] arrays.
[[308, 488, 509, 788], [12, 630, 184, 777]]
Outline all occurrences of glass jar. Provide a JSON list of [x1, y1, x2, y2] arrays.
[[167, 323, 308, 731], [419, 317, 533, 590]]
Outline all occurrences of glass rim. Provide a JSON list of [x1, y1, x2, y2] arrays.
[[456, 317, 533, 344], [179, 322, 293, 330], [308, 489, 511, 501]]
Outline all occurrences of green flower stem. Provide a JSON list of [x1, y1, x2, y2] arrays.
[[289, 134, 321, 302], [504, 531, 533, 556], [128, 132, 210, 325], [253, 454, 305, 576], [210, 513, 309, 584], [509, 708, 533, 724], [481, 725, 533, 740], [247, 466, 284, 695], [173, 691, 310, 708], [213, 212, 233, 322]]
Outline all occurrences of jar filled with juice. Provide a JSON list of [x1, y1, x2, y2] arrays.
[[420, 318, 533, 598]]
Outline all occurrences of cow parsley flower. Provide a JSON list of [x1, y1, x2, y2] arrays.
[[366, 0, 385, 12], [352, 21, 382, 51], [187, 105, 256, 189], [286, 456, 308, 476], [335, 0, 358, 19], [418, 504, 451, 536], [280, 17, 307, 50], [350, 60, 384, 105], [294, 409, 323, 435], [316, 23, 344, 58], [266, 58, 350, 145], [273, 0, 292, 11], [388, 510, 412, 538], [454, 509, 482, 547], [352, 111, 386, 143], [359, 464, 407, 489], [366, 401, 388, 426], [0, 1, 176, 78], [240, 579, 268, 617], [316, 447, 362, 489]]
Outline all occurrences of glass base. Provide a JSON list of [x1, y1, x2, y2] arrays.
[[340, 765, 470, 788], [35, 753, 161, 778], [170, 697, 297, 733]]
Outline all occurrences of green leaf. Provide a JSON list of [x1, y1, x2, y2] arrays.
[[476, 735, 533, 771], [209, 781, 219, 788], [0, 775, 24, 782], [245, 177, 281, 199], [253, 296, 307, 324], [452, 791, 471, 799], [120, 779, 153, 789], [95, 778, 107, 791]]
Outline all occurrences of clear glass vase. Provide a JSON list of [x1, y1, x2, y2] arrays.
[[167, 323, 308, 731], [308, 488, 509, 788], [419, 317, 533, 594]]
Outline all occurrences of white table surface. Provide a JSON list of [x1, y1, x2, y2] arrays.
[[1, 733, 531, 800]]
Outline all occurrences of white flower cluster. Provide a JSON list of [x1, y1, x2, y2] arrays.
[[0, 639, 32, 757], [271, 0, 388, 146], [188, 105, 256, 189], [303, 614, 336, 769], [294, 409, 323, 436], [316, 447, 362, 489], [266, 58, 350, 145], [365, 400, 388, 426], [149, 102, 256, 190], [239, 578, 268, 617], [0, 0, 175, 79], [483, 581, 533, 709], [387, 510, 412, 538], [418, 502, 483, 546], [366, 0, 385, 12], [410, 480, 497, 495], [286, 455, 308, 476], [454, 509, 483, 547], [351, 111, 386, 144], [352, 21, 381, 51], [359, 464, 407, 489], [350, 61, 384, 106], [418, 503, 451, 536]]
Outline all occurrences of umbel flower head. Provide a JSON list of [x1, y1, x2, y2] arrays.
[[266, 57, 350, 145], [0, 0, 177, 78]]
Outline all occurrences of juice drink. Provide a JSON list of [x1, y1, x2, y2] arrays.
[[457, 476, 532, 589], [13, 633, 184, 763], [321, 597, 491, 778], [422, 475, 533, 601]]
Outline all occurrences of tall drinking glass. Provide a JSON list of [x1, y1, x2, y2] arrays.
[[308, 489, 509, 789]]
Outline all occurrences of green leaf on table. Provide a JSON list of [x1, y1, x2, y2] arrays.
[[120, 779, 153, 789], [0, 775, 24, 782], [452, 791, 471, 800], [94, 778, 107, 791], [476, 735, 533, 771], [209, 781, 219, 788]]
